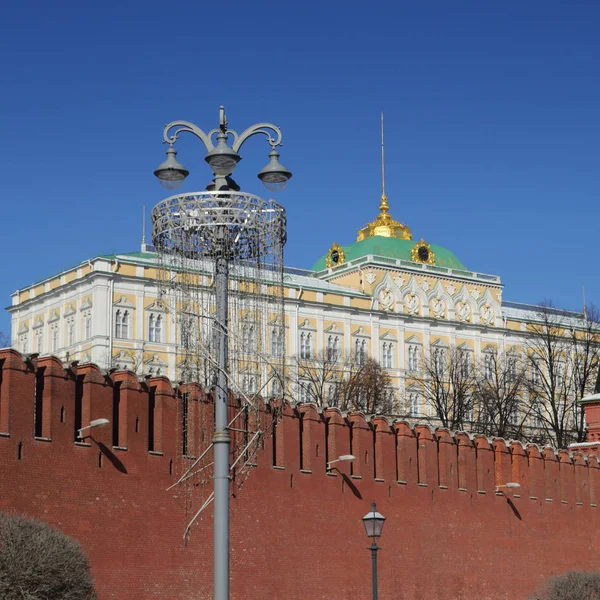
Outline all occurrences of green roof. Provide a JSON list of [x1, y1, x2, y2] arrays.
[[311, 236, 466, 271]]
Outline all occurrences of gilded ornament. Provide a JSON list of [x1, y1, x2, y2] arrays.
[[470, 289, 481, 300], [410, 239, 435, 265], [394, 275, 406, 287], [420, 280, 430, 292], [325, 242, 345, 268], [445, 284, 456, 295]]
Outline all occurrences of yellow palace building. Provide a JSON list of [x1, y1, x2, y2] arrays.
[[9, 181, 584, 424]]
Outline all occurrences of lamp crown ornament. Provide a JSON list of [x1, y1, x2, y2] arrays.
[[154, 105, 292, 193]]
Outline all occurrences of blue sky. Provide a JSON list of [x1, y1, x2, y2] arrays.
[[1, 1, 599, 333]]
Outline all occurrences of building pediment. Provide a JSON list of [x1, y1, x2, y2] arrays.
[[113, 296, 135, 309], [32, 316, 44, 329], [48, 310, 60, 323], [80, 297, 93, 310]]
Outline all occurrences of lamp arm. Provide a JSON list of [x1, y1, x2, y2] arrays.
[[162, 120, 215, 152], [232, 123, 283, 152]]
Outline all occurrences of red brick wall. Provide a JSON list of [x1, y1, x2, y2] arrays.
[[1, 348, 600, 600]]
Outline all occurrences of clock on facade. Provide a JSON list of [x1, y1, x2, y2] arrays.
[[410, 239, 435, 265], [325, 243, 345, 268]]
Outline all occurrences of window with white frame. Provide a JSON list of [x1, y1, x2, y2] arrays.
[[115, 309, 130, 339], [271, 327, 283, 357], [483, 350, 495, 381], [271, 376, 282, 397], [242, 372, 257, 395], [298, 380, 311, 403], [35, 328, 43, 354], [66, 316, 75, 346], [19, 333, 28, 354], [407, 344, 420, 371], [555, 360, 565, 388], [408, 391, 420, 417], [148, 313, 163, 343], [382, 342, 393, 369], [147, 365, 162, 376], [327, 334, 340, 362], [355, 338, 367, 365], [507, 352, 519, 382], [433, 347, 446, 374], [241, 322, 256, 354], [458, 348, 472, 378], [50, 323, 59, 352], [530, 358, 542, 386], [83, 310, 92, 340], [299, 332, 312, 360]]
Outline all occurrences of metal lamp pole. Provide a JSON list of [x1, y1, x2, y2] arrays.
[[153, 107, 291, 600], [362, 502, 386, 600]]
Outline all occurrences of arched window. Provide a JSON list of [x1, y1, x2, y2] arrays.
[[433, 347, 446, 374], [271, 327, 283, 357], [409, 391, 419, 417], [35, 329, 43, 354], [242, 323, 256, 354], [51, 324, 59, 352], [300, 332, 312, 360], [407, 344, 420, 371], [115, 310, 129, 339], [483, 351, 495, 381], [149, 314, 162, 343], [355, 339, 367, 365], [299, 380, 310, 403], [382, 342, 393, 369], [242, 373, 257, 394], [84, 311, 92, 340], [67, 317, 75, 346], [327, 335, 340, 362], [458, 349, 472, 378]]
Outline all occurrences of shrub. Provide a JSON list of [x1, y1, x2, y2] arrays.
[[530, 571, 600, 600], [0, 511, 96, 600]]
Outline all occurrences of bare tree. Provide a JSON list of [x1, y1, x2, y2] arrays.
[[526, 302, 585, 447], [567, 304, 600, 442], [414, 345, 476, 430], [530, 571, 600, 600], [0, 511, 97, 600], [334, 358, 394, 414], [474, 350, 530, 440], [290, 349, 343, 408], [0, 331, 9, 348]]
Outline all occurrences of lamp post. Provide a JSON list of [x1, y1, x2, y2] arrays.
[[152, 106, 291, 600], [362, 502, 386, 600]]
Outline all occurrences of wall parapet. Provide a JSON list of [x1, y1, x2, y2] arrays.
[[1, 348, 599, 507]]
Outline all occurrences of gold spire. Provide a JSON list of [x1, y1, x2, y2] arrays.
[[356, 112, 412, 242]]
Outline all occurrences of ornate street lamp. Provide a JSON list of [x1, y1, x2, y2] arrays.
[[362, 502, 386, 600], [154, 105, 292, 193], [152, 106, 291, 600]]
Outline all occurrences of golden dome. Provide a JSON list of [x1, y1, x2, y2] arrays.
[[356, 193, 412, 242]]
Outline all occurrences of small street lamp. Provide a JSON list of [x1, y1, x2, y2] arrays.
[[362, 502, 386, 600], [77, 418, 110, 440]]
